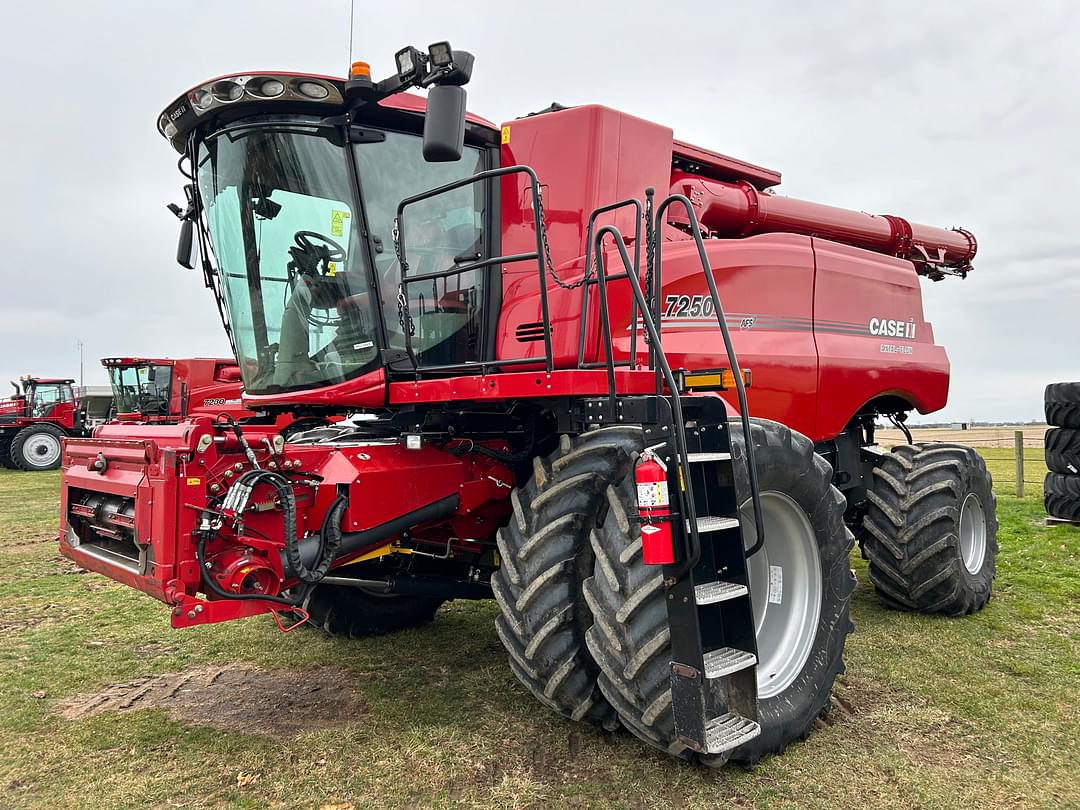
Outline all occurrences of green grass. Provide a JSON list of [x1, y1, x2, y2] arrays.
[[0, 456, 1076, 809]]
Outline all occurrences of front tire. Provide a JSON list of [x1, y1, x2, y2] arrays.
[[300, 584, 443, 637], [584, 418, 855, 767], [11, 424, 64, 471], [863, 443, 998, 615], [492, 426, 642, 728]]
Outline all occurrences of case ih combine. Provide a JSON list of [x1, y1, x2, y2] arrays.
[[103, 356, 248, 423], [58, 43, 997, 766]]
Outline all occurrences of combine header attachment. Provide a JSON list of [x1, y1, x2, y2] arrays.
[[60, 40, 996, 767]]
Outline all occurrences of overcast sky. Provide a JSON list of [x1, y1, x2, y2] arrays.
[[0, 1, 1075, 422]]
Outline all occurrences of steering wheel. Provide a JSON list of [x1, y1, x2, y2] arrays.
[[290, 230, 347, 278]]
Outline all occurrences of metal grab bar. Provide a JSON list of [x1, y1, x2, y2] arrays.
[[394, 165, 554, 374], [652, 192, 766, 559], [591, 223, 702, 577]]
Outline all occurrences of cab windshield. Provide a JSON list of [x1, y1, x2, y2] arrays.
[[108, 365, 173, 416], [197, 123, 378, 394], [196, 119, 487, 394]]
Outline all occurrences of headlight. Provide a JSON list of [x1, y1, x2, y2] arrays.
[[247, 77, 285, 98], [191, 88, 213, 111], [295, 80, 330, 99], [210, 79, 243, 103]]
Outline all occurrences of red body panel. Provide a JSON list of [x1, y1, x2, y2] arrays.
[[492, 104, 954, 442]]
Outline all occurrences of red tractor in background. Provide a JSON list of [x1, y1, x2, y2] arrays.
[[59, 44, 997, 767], [1, 376, 112, 471]]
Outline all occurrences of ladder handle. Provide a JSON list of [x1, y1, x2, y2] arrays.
[[653, 194, 767, 559], [593, 224, 701, 576]]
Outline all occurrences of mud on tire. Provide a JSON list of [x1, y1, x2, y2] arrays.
[[301, 585, 443, 638], [492, 426, 642, 728], [863, 443, 998, 615], [584, 418, 855, 767]]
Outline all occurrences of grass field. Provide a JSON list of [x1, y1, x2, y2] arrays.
[[0, 450, 1076, 809]]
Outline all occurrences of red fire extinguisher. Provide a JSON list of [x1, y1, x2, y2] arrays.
[[636, 449, 675, 565]]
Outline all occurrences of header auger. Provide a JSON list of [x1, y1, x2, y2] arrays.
[[59, 39, 997, 767]]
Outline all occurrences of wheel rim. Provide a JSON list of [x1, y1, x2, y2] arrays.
[[24, 432, 61, 468], [958, 492, 987, 574], [742, 491, 822, 700]]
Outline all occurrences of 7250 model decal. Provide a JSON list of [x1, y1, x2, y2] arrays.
[[663, 294, 715, 318]]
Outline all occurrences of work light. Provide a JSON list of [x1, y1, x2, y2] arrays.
[[428, 41, 453, 68], [395, 46, 424, 81]]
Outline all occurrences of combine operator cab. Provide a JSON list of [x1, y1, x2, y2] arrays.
[[59, 40, 996, 768], [102, 357, 248, 423]]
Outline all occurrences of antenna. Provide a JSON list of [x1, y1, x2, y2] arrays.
[[347, 0, 356, 63]]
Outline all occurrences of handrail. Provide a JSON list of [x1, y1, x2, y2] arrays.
[[394, 165, 554, 374], [653, 193, 766, 559], [592, 224, 701, 577], [577, 198, 643, 372]]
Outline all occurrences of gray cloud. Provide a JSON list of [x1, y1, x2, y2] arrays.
[[0, 0, 1075, 422]]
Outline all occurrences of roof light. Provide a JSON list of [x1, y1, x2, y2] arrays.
[[246, 77, 285, 98], [211, 79, 243, 103], [349, 61, 371, 79], [191, 88, 213, 110], [158, 114, 178, 139], [428, 41, 453, 68], [395, 46, 424, 81], [295, 80, 330, 99]]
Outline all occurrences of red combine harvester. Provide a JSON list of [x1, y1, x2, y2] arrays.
[[59, 44, 997, 766], [1, 376, 111, 470], [103, 356, 249, 422]]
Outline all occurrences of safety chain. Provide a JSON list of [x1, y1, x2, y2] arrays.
[[536, 185, 589, 291], [391, 218, 416, 336]]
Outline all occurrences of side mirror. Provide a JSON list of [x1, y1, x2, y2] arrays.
[[177, 219, 197, 269], [423, 84, 467, 162], [146, 367, 156, 382]]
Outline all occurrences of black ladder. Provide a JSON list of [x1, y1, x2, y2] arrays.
[[581, 190, 767, 755]]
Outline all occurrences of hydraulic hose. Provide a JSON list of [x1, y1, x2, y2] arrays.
[[224, 469, 345, 585]]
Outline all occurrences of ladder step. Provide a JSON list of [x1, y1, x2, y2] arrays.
[[687, 452, 731, 463], [696, 516, 740, 534], [694, 580, 748, 605], [703, 647, 757, 679], [704, 712, 761, 754]]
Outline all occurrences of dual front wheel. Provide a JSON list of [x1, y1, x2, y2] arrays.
[[495, 422, 998, 767]]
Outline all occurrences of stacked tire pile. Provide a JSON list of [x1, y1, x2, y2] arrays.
[[1044, 382, 1080, 523]]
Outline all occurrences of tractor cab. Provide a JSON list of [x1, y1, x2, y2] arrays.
[[16, 377, 76, 421], [103, 360, 173, 418], [161, 47, 496, 411]]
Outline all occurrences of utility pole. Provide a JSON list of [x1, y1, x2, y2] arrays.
[[77, 339, 84, 389]]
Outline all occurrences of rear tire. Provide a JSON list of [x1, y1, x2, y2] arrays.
[[584, 418, 855, 767], [1045, 428, 1080, 475], [0, 434, 18, 469], [863, 443, 997, 615], [492, 426, 642, 729], [1045, 382, 1080, 428], [1045, 473, 1080, 522], [11, 424, 65, 471], [301, 584, 443, 637]]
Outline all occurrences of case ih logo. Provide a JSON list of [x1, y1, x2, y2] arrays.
[[868, 318, 916, 340]]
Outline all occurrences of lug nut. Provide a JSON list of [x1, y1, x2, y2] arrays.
[[234, 462, 243, 472], [210, 483, 221, 494]]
